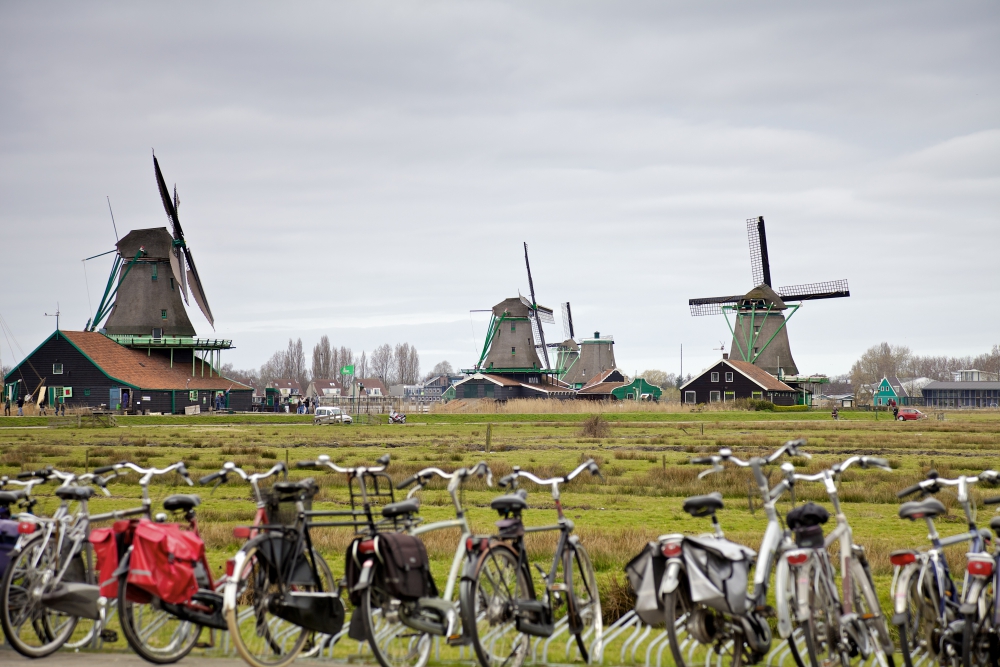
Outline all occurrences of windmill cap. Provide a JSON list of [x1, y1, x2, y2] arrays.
[[740, 283, 786, 309], [492, 297, 532, 317], [117, 228, 173, 259]]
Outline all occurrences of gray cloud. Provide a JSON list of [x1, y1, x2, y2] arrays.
[[1, 1, 997, 378]]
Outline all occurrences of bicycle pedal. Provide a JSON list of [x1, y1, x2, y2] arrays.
[[860, 613, 875, 620], [549, 583, 567, 592], [755, 605, 775, 618], [447, 634, 471, 646], [99, 629, 119, 643]]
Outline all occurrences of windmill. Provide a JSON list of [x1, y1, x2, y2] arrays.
[[88, 153, 215, 336], [688, 216, 850, 377], [470, 243, 557, 373]]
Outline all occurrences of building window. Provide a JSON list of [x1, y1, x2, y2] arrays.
[[161, 309, 167, 319], [724, 391, 735, 401], [511, 323, 516, 332], [84, 388, 91, 396], [709, 390, 721, 402], [151, 264, 158, 281], [53, 363, 63, 374], [170, 277, 175, 290], [725, 372, 733, 382], [684, 391, 696, 403], [710, 372, 719, 382], [511, 347, 516, 356], [752, 391, 762, 399]]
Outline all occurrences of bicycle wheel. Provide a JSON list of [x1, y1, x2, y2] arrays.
[[0, 532, 80, 658], [462, 542, 531, 667], [664, 581, 748, 667], [850, 561, 895, 667], [896, 566, 940, 667], [224, 538, 312, 667], [563, 542, 602, 663], [800, 560, 846, 667], [361, 579, 432, 667], [117, 574, 201, 663]]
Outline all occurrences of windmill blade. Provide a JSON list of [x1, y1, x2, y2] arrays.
[[169, 249, 189, 304], [777, 279, 850, 302], [523, 242, 537, 307], [529, 314, 552, 369], [561, 302, 575, 340], [747, 216, 772, 287], [153, 154, 184, 240], [535, 305, 555, 324], [688, 295, 743, 316], [183, 247, 215, 329]]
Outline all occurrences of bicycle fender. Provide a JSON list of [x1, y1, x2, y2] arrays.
[[892, 562, 921, 622], [792, 553, 814, 624], [660, 558, 682, 596], [222, 549, 250, 615], [775, 555, 793, 638], [960, 576, 986, 615], [353, 558, 375, 594]]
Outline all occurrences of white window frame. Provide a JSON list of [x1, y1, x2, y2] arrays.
[[710, 372, 719, 382], [684, 391, 696, 404], [752, 391, 762, 399], [725, 372, 734, 382], [709, 390, 721, 403], [53, 363, 64, 375]]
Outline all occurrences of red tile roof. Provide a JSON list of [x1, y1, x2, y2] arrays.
[[725, 359, 795, 391], [62, 331, 251, 391]]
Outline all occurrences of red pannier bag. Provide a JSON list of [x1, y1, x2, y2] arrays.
[[89, 527, 119, 598], [127, 519, 205, 605]]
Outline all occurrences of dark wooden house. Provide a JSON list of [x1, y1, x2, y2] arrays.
[[451, 373, 574, 401], [680, 358, 798, 406], [3, 330, 252, 413]]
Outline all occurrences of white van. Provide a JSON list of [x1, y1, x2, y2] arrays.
[[313, 406, 353, 425]]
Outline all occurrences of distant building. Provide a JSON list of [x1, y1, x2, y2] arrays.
[[873, 376, 908, 407], [576, 369, 627, 400], [922, 380, 1000, 408], [269, 379, 303, 402], [351, 378, 387, 397], [451, 373, 574, 400], [680, 359, 799, 406], [306, 379, 342, 402]]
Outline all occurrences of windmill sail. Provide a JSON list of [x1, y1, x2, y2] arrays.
[[184, 247, 214, 329], [747, 216, 772, 287], [561, 302, 574, 340], [777, 279, 850, 302]]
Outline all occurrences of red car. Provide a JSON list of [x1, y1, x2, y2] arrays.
[[897, 408, 926, 421]]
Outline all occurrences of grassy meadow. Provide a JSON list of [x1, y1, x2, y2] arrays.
[[2, 407, 999, 663]]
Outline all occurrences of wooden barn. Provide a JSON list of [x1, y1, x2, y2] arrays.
[[3, 330, 252, 414], [451, 373, 574, 401], [680, 358, 799, 406]]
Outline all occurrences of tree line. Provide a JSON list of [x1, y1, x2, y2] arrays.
[[221, 336, 423, 394], [849, 342, 1000, 390]]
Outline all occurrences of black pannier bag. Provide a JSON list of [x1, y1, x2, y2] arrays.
[[682, 536, 755, 615], [786, 502, 829, 549], [345, 537, 366, 605], [377, 533, 438, 601], [624, 542, 666, 625]]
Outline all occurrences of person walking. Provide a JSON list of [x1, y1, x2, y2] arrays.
[[17, 394, 24, 416], [4, 397, 10, 416]]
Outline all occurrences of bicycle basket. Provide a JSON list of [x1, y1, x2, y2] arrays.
[[265, 479, 319, 526]]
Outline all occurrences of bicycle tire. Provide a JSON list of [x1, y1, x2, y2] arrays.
[[800, 560, 845, 667], [896, 565, 939, 667], [117, 572, 201, 664], [850, 561, 895, 667], [0, 532, 80, 658], [360, 582, 431, 667], [563, 542, 602, 663], [224, 537, 312, 667], [664, 583, 747, 667], [461, 541, 531, 667]]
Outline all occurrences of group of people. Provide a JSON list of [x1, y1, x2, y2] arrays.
[[3, 394, 65, 417]]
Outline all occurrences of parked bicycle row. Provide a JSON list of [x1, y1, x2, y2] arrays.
[[1, 440, 999, 667]]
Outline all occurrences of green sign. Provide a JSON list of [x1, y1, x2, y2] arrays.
[[340, 365, 355, 376]]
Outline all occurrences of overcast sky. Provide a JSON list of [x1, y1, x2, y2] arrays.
[[1, 1, 997, 379]]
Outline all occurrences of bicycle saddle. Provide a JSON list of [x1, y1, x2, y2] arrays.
[[786, 502, 829, 529], [163, 494, 201, 512], [382, 498, 420, 518], [0, 490, 26, 505], [55, 486, 95, 501], [990, 516, 1000, 536], [682, 492, 724, 518], [898, 497, 947, 520], [490, 493, 529, 513]]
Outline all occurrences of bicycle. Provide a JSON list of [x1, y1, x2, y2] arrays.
[[222, 453, 393, 667], [0, 465, 132, 657], [464, 459, 604, 666], [94, 460, 227, 664], [775, 455, 895, 667], [891, 469, 999, 667], [351, 461, 493, 667], [656, 439, 809, 667]]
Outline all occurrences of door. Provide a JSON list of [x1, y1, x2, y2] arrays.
[[110, 387, 121, 408]]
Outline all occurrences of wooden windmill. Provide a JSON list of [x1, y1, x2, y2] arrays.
[[688, 216, 850, 377]]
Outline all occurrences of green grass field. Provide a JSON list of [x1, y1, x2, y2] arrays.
[[2, 408, 998, 663]]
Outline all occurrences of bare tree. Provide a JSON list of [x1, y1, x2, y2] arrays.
[[220, 363, 259, 388], [370, 344, 394, 387], [258, 349, 285, 388], [356, 350, 368, 382], [405, 345, 420, 384], [311, 335, 334, 380], [284, 338, 308, 389], [638, 369, 669, 388], [425, 360, 453, 381], [336, 346, 354, 389]]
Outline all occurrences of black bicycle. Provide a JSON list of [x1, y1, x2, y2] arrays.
[[463, 460, 604, 667], [222, 453, 395, 667]]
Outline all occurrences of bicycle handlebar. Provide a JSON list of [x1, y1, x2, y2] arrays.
[[498, 459, 603, 490], [397, 461, 493, 490], [694, 438, 811, 478], [297, 453, 390, 475], [100, 461, 193, 487], [895, 469, 1000, 499], [197, 461, 287, 486]]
